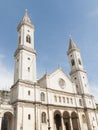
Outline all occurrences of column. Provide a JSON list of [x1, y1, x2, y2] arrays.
[[70, 117, 73, 130], [0, 116, 2, 130], [61, 116, 64, 130], [76, 117, 81, 130]]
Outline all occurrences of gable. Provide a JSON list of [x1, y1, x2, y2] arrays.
[[39, 69, 76, 94], [47, 69, 75, 93]]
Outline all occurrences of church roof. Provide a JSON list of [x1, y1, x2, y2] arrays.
[[17, 10, 34, 31], [67, 37, 80, 55]]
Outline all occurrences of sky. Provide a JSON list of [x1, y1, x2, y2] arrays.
[[0, 0, 98, 102]]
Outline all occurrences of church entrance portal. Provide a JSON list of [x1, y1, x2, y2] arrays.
[[54, 111, 62, 130], [63, 111, 71, 130], [1, 112, 13, 130], [71, 112, 80, 130]]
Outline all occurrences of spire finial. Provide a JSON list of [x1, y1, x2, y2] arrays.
[[22, 9, 31, 23], [69, 34, 72, 39], [25, 9, 28, 12], [25, 9, 28, 15], [58, 64, 61, 69]]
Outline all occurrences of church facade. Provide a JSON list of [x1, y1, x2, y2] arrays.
[[0, 11, 98, 130]]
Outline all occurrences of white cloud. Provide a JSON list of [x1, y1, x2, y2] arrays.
[[0, 54, 13, 90]]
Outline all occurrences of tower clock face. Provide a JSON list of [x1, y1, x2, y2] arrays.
[[58, 78, 65, 89]]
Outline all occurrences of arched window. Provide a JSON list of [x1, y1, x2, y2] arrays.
[[41, 112, 46, 123], [41, 92, 45, 101], [26, 35, 31, 43], [78, 59, 81, 65], [28, 114, 31, 120], [28, 67, 30, 72], [19, 36, 21, 44], [71, 59, 75, 66], [28, 90, 30, 95]]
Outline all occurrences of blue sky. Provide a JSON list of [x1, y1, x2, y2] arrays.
[[0, 0, 98, 102]]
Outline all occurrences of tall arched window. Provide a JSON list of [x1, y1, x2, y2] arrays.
[[71, 59, 75, 66], [28, 114, 31, 120], [19, 36, 21, 44], [41, 92, 45, 101], [26, 35, 31, 43], [78, 59, 82, 65], [41, 112, 46, 123]]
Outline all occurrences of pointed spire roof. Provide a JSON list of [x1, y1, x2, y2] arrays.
[[69, 37, 77, 50], [22, 9, 31, 23], [17, 10, 34, 31], [67, 37, 80, 55]]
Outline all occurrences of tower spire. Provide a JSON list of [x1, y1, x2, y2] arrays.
[[22, 9, 31, 23], [67, 37, 79, 55], [17, 10, 34, 31]]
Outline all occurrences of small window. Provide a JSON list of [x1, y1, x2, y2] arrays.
[[42, 112, 46, 123], [26, 35, 31, 43], [70, 98, 73, 104], [79, 99, 82, 106], [71, 59, 75, 66], [17, 59, 19, 62], [70, 55, 72, 57], [76, 85, 79, 94], [28, 67, 30, 72], [54, 96, 57, 102], [28, 57, 30, 60], [28, 90, 30, 95], [63, 97, 65, 103], [28, 114, 31, 120], [59, 97, 61, 102], [74, 77, 77, 80], [67, 98, 69, 103], [41, 92, 45, 101]]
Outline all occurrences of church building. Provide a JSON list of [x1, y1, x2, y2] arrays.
[[0, 11, 98, 130]]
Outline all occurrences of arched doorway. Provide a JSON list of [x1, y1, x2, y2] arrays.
[[63, 111, 71, 130], [1, 112, 13, 130], [54, 110, 62, 130], [71, 112, 79, 130]]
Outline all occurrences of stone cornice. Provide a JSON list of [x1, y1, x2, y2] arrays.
[[17, 21, 34, 32], [67, 48, 80, 55], [70, 69, 86, 75], [11, 79, 38, 89], [14, 45, 36, 57]]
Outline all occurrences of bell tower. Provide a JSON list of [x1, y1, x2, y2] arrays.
[[10, 11, 37, 130], [14, 10, 36, 83], [67, 38, 90, 95]]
